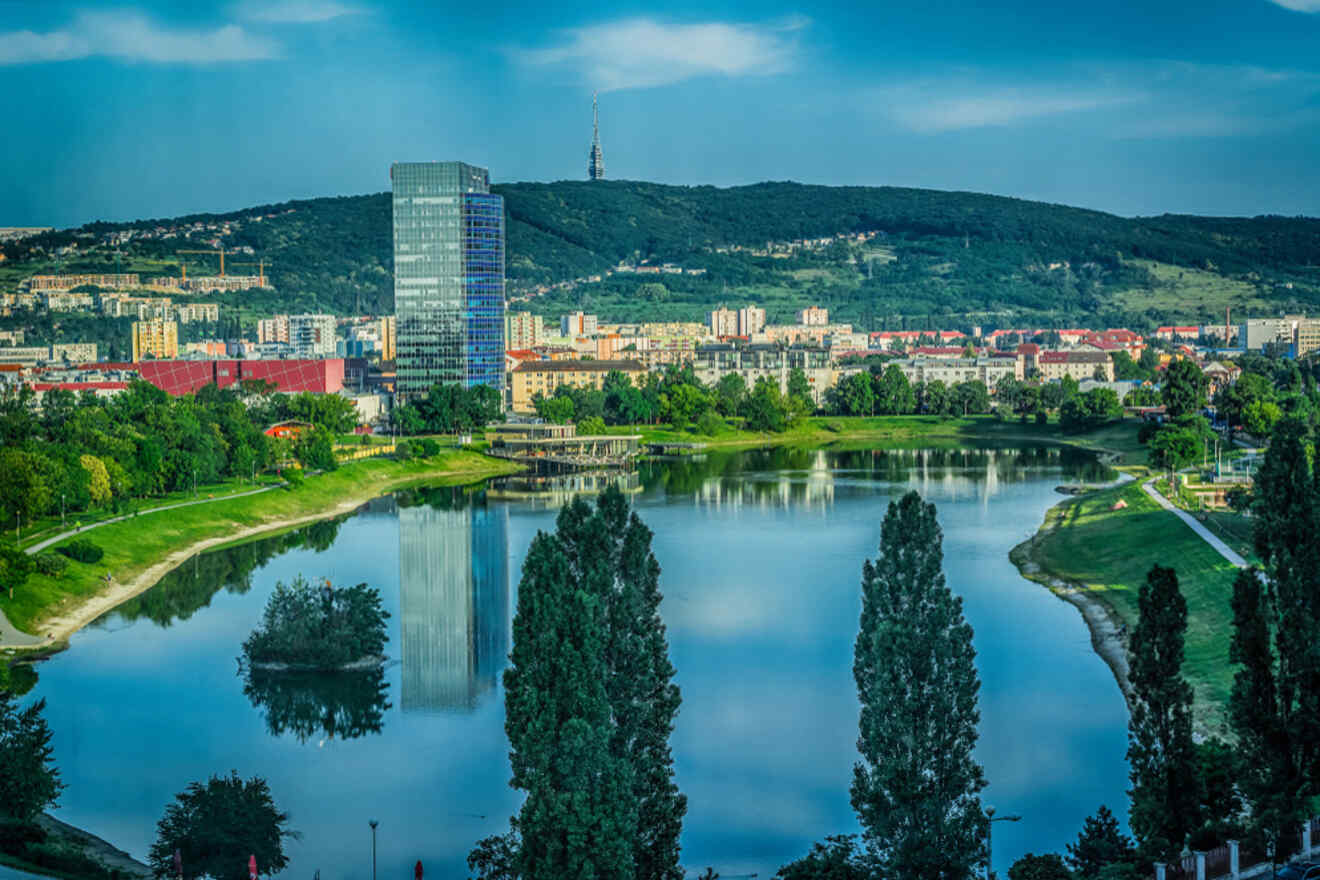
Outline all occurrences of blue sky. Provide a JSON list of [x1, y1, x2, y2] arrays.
[[2, 0, 1318, 227]]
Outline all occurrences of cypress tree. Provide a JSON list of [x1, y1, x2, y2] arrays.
[[1125, 565, 1200, 865], [1231, 418, 1320, 860], [851, 490, 986, 880], [482, 488, 684, 880], [503, 532, 636, 880]]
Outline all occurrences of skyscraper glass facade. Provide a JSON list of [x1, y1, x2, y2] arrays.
[[391, 161, 505, 401]]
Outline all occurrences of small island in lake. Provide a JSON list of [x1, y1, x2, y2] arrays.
[[240, 575, 390, 670]]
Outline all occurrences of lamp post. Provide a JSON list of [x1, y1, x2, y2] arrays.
[[368, 820, 378, 880], [61, 493, 66, 528], [986, 807, 1021, 880]]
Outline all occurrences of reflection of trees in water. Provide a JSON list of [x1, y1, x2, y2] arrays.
[[241, 667, 391, 744], [108, 516, 350, 628], [395, 484, 486, 512], [639, 444, 1112, 507]]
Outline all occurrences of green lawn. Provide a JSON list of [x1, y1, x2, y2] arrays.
[[1026, 480, 1240, 734], [3, 451, 519, 637]]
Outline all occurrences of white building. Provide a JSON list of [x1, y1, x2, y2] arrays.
[[289, 314, 337, 358]]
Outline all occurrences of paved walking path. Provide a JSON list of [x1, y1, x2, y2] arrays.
[[1141, 476, 1249, 568], [2, 484, 280, 648]]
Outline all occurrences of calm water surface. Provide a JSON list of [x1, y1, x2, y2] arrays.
[[29, 446, 1130, 879]]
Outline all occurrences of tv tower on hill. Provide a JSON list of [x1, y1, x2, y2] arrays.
[[588, 91, 605, 180]]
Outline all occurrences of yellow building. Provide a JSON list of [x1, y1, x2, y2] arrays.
[[509, 359, 645, 413], [380, 315, 397, 361], [132, 319, 179, 361]]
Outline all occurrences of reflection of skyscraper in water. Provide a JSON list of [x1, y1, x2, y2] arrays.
[[398, 502, 509, 712]]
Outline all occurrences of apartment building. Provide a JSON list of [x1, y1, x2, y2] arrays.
[[509, 359, 646, 413], [44, 292, 96, 311], [289, 314, 337, 358], [707, 305, 766, 338], [380, 315, 396, 361], [1036, 351, 1114, 382], [176, 303, 220, 323], [889, 357, 1020, 389], [693, 343, 832, 404], [51, 343, 98, 362], [796, 306, 829, 326], [27, 274, 140, 291], [258, 315, 291, 345], [506, 311, 544, 348], [560, 311, 598, 336], [131, 319, 179, 361]]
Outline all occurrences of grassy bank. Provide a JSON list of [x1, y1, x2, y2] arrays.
[[1015, 478, 1240, 735], [2, 450, 519, 638], [613, 414, 1150, 463]]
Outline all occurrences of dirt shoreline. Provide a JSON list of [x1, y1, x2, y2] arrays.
[[13, 463, 518, 652]]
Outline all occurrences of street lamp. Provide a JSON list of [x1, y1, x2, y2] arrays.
[[368, 820, 378, 880], [61, 493, 66, 528], [986, 807, 1022, 880]]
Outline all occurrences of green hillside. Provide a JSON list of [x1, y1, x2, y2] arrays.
[[3, 181, 1318, 336]]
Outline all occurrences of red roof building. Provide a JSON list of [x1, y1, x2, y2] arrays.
[[131, 359, 345, 396]]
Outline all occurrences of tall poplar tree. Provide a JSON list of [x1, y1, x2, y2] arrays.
[[1229, 417, 1320, 861], [1125, 565, 1200, 865], [851, 490, 986, 880], [479, 488, 684, 880], [502, 532, 636, 880]]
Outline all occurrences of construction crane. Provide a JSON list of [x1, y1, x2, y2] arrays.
[[230, 260, 271, 287], [175, 247, 241, 280]]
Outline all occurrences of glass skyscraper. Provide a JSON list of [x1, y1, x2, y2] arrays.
[[391, 161, 505, 400]]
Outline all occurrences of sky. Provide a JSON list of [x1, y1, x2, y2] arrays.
[[2, 0, 1319, 228]]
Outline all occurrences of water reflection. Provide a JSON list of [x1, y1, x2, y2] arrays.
[[638, 445, 1110, 511], [104, 516, 350, 628], [488, 470, 641, 508], [396, 488, 509, 713], [242, 667, 391, 744]]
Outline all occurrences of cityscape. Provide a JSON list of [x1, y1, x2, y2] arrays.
[[2, 3, 1320, 880]]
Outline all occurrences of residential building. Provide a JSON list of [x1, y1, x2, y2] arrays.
[[1036, 350, 1114, 382], [44, 292, 96, 311], [693, 343, 833, 404], [1156, 325, 1200, 341], [509, 359, 645, 413], [797, 306, 829, 326], [0, 329, 24, 346], [258, 315, 291, 344], [380, 315, 396, 361], [51, 343, 97, 362], [289, 313, 337, 358], [392, 161, 505, 401], [505, 311, 543, 348], [888, 357, 1020, 390], [27, 273, 139, 291], [707, 305, 766, 338], [560, 311, 598, 336], [0, 347, 54, 364], [131, 319, 179, 361], [176, 303, 220, 324]]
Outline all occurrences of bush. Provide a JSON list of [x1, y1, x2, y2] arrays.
[[1035, 410, 1049, 425], [393, 441, 413, 461], [695, 409, 726, 436], [282, 468, 304, 489], [577, 415, 608, 435], [415, 438, 440, 458], [56, 540, 103, 564], [33, 554, 69, 577]]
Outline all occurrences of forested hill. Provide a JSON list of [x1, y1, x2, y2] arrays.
[[6, 180, 1319, 330]]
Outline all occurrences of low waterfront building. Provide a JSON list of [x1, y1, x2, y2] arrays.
[[509, 358, 646, 413]]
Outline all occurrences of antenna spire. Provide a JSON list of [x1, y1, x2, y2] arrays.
[[588, 90, 605, 180]]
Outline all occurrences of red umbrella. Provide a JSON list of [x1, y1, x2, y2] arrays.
[[248, 855, 258, 880], [414, 861, 423, 880]]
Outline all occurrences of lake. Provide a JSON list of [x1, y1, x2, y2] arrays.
[[28, 444, 1130, 879]]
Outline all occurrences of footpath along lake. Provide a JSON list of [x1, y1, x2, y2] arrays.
[[28, 445, 1129, 879]]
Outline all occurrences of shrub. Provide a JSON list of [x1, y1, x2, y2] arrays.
[[57, 540, 104, 564], [1035, 410, 1049, 425], [695, 409, 725, 436], [33, 554, 68, 577], [393, 441, 413, 461], [577, 415, 607, 435], [415, 438, 440, 458], [282, 468, 305, 489]]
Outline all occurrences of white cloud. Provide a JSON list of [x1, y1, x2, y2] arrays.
[[517, 16, 806, 91], [0, 10, 279, 65], [889, 90, 1134, 134], [235, 0, 364, 23], [1267, 0, 1320, 11]]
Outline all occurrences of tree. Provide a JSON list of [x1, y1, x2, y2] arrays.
[[0, 692, 63, 823], [148, 772, 293, 880], [1009, 853, 1072, 880], [664, 383, 710, 427], [293, 430, 337, 472], [952, 380, 990, 415], [873, 365, 915, 415], [533, 393, 575, 424], [1126, 566, 1200, 865], [1229, 417, 1320, 863], [787, 367, 814, 412], [1067, 805, 1135, 879], [775, 835, 872, 880], [1241, 399, 1281, 438], [924, 379, 950, 416], [80, 454, 112, 506], [745, 377, 790, 432], [0, 543, 35, 600], [1161, 359, 1208, 420], [852, 491, 986, 880], [1147, 426, 1200, 475], [714, 374, 748, 417], [828, 372, 874, 417], [493, 488, 685, 880]]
